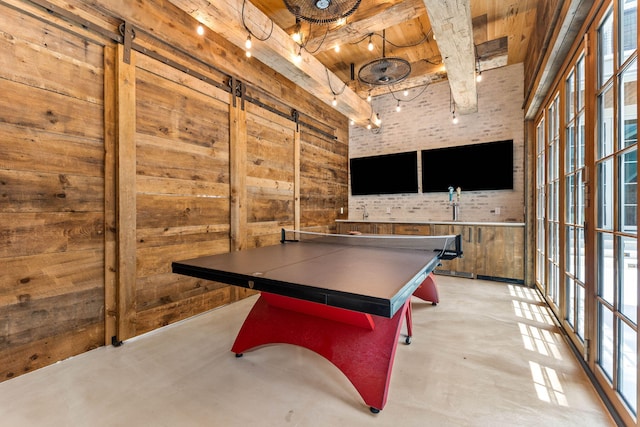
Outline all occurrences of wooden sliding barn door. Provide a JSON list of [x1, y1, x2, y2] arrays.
[[0, 3, 107, 379], [111, 44, 302, 342], [244, 103, 298, 248], [111, 45, 234, 341]]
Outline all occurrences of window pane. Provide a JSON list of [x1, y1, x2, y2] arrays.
[[578, 113, 586, 167], [554, 223, 560, 260], [577, 55, 585, 109], [598, 303, 615, 380], [567, 70, 575, 120], [598, 232, 615, 303], [619, 320, 637, 413], [567, 225, 575, 275], [620, 0, 638, 64], [578, 227, 586, 282], [620, 236, 638, 324], [619, 149, 638, 233], [566, 123, 575, 172], [621, 59, 637, 149], [537, 120, 545, 153], [567, 276, 575, 326], [597, 158, 614, 229], [566, 175, 575, 223], [577, 170, 585, 224], [598, 85, 614, 158], [576, 284, 585, 339], [599, 11, 614, 86]]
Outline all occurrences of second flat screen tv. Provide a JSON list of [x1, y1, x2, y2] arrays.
[[421, 140, 513, 193], [350, 151, 419, 195]]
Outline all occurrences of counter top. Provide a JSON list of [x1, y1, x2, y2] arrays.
[[336, 219, 525, 227]]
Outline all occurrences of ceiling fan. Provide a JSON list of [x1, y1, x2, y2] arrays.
[[283, 0, 361, 24], [358, 31, 411, 86]]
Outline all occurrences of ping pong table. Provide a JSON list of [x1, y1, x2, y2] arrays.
[[172, 229, 462, 413]]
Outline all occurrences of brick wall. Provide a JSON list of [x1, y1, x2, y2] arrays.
[[348, 63, 525, 223]]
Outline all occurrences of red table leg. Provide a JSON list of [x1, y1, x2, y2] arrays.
[[231, 293, 410, 412], [412, 272, 439, 304]]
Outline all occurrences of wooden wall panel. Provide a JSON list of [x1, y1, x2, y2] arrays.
[[0, 2, 105, 380], [1, 0, 349, 381], [132, 55, 232, 336], [299, 129, 349, 233], [245, 104, 296, 247]]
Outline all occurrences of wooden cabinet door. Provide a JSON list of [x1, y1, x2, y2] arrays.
[[337, 222, 392, 235], [373, 223, 394, 234], [337, 222, 374, 234], [393, 224, 431, 235], [450, 224, 476, 277], [475, 226, 524, 282], [432, 224, 475, 278]]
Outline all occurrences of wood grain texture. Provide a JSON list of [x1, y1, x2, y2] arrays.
[[0, 4, 107, 378], [1, 0, 350, 383]]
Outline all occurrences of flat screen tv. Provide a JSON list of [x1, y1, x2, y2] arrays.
[[421, 140, 513, 193], [350, 151, 419, 195]]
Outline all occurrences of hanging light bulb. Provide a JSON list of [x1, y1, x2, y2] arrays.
[[476, 71, 482, 83], [396, 100, 401, 112], [375, 113, 382, 126], [245, 34, 252, 50], [332, 96, 337, 107], [367, 35, 374, 51], [293, 47, 302, 64], [452, 111, 458, 124], [292, 20, 302, 43], [246, 50, 252, 58], [403, 89, 409, 97], [366, 92, 371, 102], [334, 44, 341, 53], [196, 25, 205, 36], [350, 118, 355, 126], [367, 122, 372, 130]]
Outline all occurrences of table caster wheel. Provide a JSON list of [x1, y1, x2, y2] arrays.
[[432, 302, 437, 306], [235, 353, 243, 358], [405, 336, 412, 345], [370, 407, 380, 414]]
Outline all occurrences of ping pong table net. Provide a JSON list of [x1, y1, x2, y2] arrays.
[[280, 229, 462, 260]]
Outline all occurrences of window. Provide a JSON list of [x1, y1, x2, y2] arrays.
[[595, 6, 637, 417], [536, 2, 638, 421]]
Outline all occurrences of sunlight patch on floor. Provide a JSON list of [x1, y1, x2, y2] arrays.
[[529, 361, 569, 406], [512, 299, 555, 325], [518, 322, 563, 360], [509, 284, 543, 302]]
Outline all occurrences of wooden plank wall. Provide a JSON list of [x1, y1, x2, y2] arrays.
[[132, 55, 234, 335], [0, 0, 349, 380], [300, 129, 349, 232], [245, 103, 296, 248], [0, 2, 107, 379]]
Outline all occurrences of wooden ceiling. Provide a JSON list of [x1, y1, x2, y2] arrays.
[[250, 0, 537, 97], [168, 0, 536, 125]]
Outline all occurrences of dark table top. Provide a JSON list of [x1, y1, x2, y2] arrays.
[[172, 240, 442, 317]]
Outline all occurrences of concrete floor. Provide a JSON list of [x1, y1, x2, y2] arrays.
[[0, 276, 615, 426]]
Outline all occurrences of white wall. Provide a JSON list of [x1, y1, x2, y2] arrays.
[[348, 63, 525, 223]]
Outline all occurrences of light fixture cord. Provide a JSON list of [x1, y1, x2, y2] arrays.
[[325, 67, 347, 96], [300, 23, 329, 54], [386, 82, 430, 102], [241, 0, 274, 42]]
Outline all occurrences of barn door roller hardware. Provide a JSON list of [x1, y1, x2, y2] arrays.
[[118, 21, 136, 64], [228, 77, 246, 109]]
